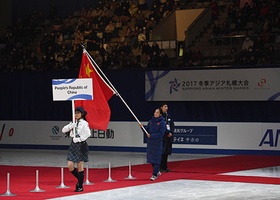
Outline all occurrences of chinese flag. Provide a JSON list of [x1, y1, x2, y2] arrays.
[[75, 51, 115, 130]]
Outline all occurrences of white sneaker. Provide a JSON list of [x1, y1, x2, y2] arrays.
[[157, 171, 161, 177], [150, 175, 157, 181]]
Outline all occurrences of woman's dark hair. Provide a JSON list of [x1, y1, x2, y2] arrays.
[[158, 107, 164, 115], [75, 106, 87, 121]]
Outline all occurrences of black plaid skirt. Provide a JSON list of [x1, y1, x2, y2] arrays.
[[67, 140, 89, 163]]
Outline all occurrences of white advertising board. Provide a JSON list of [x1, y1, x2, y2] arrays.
[[1, 121, 280, 154]]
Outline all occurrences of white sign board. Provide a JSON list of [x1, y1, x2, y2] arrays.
[[52, 78, 93, 101]]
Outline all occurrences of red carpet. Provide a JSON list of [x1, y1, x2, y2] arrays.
[[1, 155, 280, 199]]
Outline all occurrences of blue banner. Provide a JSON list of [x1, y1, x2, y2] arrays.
[[173, 126, 217, 145], [143, 125, 217, 145]]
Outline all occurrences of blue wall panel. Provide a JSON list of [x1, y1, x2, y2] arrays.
[[1, 69, 280, 123]]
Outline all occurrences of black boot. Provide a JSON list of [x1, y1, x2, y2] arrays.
[[71, 168, 79, 179], [75, 171, 84, 192], [71, 168, 79, 189]]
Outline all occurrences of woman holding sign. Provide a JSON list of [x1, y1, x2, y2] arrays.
[[62, 106, 91, 192]]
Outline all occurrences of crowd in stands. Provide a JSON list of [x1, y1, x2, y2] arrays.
[[0, 0, 178, 72], [1, 0, 280, 72], [202, 0, 280, 66]]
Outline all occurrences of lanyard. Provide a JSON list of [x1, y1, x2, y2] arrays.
[[75, 121, 80, 137]]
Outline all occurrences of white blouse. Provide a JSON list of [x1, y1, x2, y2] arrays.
[[62, 119, 91, 142]]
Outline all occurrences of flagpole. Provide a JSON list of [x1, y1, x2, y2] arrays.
[[72, 100, 76, 138], [72, 101, 75, 122], [82, 47, 149, 135]]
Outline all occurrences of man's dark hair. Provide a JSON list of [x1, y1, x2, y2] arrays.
[[159, 102, 168, 108]]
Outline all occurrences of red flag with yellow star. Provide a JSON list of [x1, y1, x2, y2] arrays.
[[75, 51, 115, 130]]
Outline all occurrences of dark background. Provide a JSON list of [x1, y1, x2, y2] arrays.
[[1, 0, 280, 123]]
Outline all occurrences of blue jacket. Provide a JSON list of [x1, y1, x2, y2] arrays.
[[145, 116, 166, 164]]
